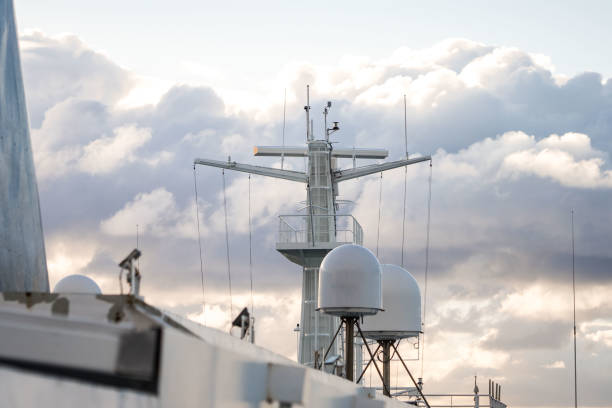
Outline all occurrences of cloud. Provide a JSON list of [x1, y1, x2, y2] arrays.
[[100, 188, 195, 239], [20, 31, 133, 127], [78, 125, 153, 174], [33, 122, 162, 180], [543, 360, 566, 369], [582, 319, 612, 348], [20, 32, 612, 407], [500, 133, 612, 188]]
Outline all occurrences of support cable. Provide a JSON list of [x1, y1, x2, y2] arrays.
[[248, 175, 254, 317], [356, 343, 382, 383], [376, 172, 383, 258], [401, 169, 408, 267], [222, 169, 234, 328], [401, 94, 409, 267], [321, 321, 344, 370], [392, 342, 431, 408], [420, 160, 433, 380], [356, 321, 390, 396], [281, 88, 287, 170], [193, 165, 206, 325], [571, 209, 578, 408]]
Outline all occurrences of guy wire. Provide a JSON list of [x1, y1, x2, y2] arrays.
[[193, 165, 206, 325], [222, 169, 234, 328], [376, 172, 383, 257], [420, 160, 433, 379], [248, 174, 254, 317]]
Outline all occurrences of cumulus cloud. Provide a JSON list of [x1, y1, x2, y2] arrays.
[[100, 188, 195, 239], [499, 133, 612, 188], [543, 360, 566, 369], [33, 123, 163, 180], [20, 31, 133, 127], [20, 32, 612, 407], [78, 125, 153, 174]]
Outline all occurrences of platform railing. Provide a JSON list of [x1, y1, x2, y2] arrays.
[[278, 214, 363, 246], [391, 391, 506, 408]]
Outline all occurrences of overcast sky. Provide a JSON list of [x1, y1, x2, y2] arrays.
[[14, 2, 612, 407]]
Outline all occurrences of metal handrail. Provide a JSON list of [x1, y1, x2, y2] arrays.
[[277, 214, 363, 245], [392, 391, 504, 408]]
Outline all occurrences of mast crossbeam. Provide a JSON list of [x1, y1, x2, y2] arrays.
[[194, 158, 307, 183], [254, 146, 389, 159], [333, 156, 431, 182]]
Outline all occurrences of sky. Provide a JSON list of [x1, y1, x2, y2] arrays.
[[14, 1, 612, 407]]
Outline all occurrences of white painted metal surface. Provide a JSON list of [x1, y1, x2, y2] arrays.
[[0, 0, 49, 292], [193, 157, 307, 182], [333, 156, 431, 182], [0, 293, 408, 408], [54, 275, 102, 294], [318, 244, 382, 317], [253, 146, 389, 159], [361, 264, 422, 340]]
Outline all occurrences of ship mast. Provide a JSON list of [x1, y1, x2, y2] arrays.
[[0, 0, 49, 292], [194, 86, 430, 368]]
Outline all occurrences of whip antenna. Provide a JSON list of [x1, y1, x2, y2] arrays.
[[420, 160, 433, 380], [376, 172, 383, 258], [281, 88, 287, 169], [571, 209, 578, 408], [248, 175, 254, 318], [401, 94, 408, 267]]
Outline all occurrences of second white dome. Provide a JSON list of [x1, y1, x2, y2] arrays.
[[361, 264, 421, 340]]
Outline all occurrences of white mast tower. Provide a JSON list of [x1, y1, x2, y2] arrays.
[[194, 86, 430, 366]]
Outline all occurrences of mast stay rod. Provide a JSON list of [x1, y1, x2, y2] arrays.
[[333, 156, 431, 183], [194, 158, 307, 183]]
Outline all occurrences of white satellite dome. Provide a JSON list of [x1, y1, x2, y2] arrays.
[[361, 264, 421, 340], [54, 274, 102, 294], [318, 244, 382, 317]]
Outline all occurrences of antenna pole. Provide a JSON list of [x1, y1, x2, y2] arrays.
[[311, 119, 314, 141], [305, 85, 311, 141], [571, 209, 578, 408], [401, 94, 408, 267], [324, 104, 328, 142], [381, 340, 392, 396], [345, 317, 355, 381], [281, 88, 287, 169], [136, 224, 140, 271], [404, 94, 408, 158]]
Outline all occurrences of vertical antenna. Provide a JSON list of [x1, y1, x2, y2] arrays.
[[324, 103, 328, 142], [305, 85, 311, 141], [281, 88, 287, 170], [421, 160, 433, 380], [248, 174, 254, 318], [311, 119, 314, 141], [571, 209, 578, 408], [136, 224, 140, 271], [404, 94, 409, 158], [401, 94, 408, 267], [376, 172, 383, 257]]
